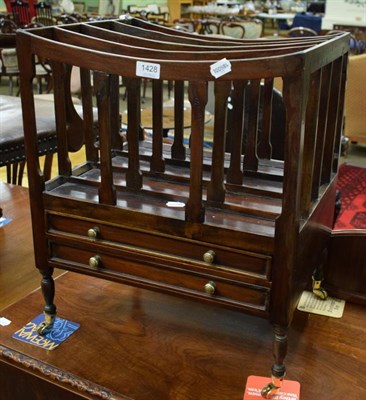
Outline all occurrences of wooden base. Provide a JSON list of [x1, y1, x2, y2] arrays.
[[0, 271, 365, 400]]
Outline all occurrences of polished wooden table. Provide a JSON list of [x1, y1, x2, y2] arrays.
[[0, 184, 365, 399]]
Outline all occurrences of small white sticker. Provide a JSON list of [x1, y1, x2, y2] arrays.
[[136, 61, 161, 79], [0, 317, 12, 326], [166, 201, 185, 208], [210, 58, 232, 79]]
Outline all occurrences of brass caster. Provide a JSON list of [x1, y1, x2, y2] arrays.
[[36, 313, 55, 335], [312, 288, 328, 300], [261, 375, 284, 399], [261, 382, 280, 399], [312, 278, 328, 300]]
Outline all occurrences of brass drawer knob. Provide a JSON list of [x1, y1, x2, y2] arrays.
[[204, 281, 216, 295], [203, 250, 216, 264], [89, 255, 101, 269], [88, 227, 100, 239]]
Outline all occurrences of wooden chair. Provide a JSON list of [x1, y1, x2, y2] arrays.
[[57, 14, 79, 25], [0, 18, 19, 95], [288, 26, 318, 37], [220, 21, 246, 38], [173, 18, 197, 33], [198, 18, 221, 35], [10, 0, 32, 27], [16, 20, 349, 398], [33, 2, 56, 26]]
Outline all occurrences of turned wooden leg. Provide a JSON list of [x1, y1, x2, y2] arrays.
[[37, 268, 57, 335], [261, 325, 287, 398]]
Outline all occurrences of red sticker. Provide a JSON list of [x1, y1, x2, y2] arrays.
[[243, 376, 300, 400]]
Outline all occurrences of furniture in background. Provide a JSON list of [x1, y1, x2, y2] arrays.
[[10, 0, 33, 27], [257, 12, 295, 35], [286, 12, 322, 33], [343, 53, 366, 144], [0, 94, 57, 185], [0, 18, 19, 96], [173, 17, 198, 33], [33, 1, 56, 26], [168, 0, 193, 23], [220, 20, 246, 38], [288, 26, 317, 37], [16, 19, 349, 398]]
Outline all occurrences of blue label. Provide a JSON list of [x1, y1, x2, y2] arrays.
[[13, 314, 80, 350], [0, 217, 12, 228]]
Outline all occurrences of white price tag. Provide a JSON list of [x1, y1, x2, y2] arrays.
[[210, 58, 232, 79], [0, 317, 11, 326], [136, 61, 161, 79], [166, 201, 185, 208]]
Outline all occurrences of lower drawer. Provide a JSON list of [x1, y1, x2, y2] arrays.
[[49, 241, 270, 314]]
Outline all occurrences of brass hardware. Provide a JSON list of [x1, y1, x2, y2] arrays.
[[36, 313, 56, 335], [261, 382, 280, 399], [88, 227, 100, 239], [89, 255, 101, 269], [204, 281, 216, 295], [203, 250, 216, 264], [312, 278, 328, 300], [261, 375, 284, 398]]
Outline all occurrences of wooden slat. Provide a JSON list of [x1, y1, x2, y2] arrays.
[[257, 78, 274, 160], [321, 56, 343, 185], [311, 64, 331, 199], [80, 67, 99, 162], [94, 71, 116, 205], [227, 80, 247, 185], [125, 77, 143, 190], [151, 79, 165, 172], [301, 68, 321, 214], [207, 81, 231, 204], [243, 79, 260, 172], [52, 61, 71, 177], [171, 80, 186, 160], [185, 81, 207, 223]]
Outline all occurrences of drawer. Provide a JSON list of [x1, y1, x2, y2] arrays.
[[46, 213, 272, 279], [48, 241, 270, 314]]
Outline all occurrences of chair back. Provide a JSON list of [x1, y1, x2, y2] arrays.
[[0, 17, 18, 33], [220, 21, 246, 38], [34, 1, 55, 26], [173, 18, 197, 33], [198, 18, 221, 35], [11, 0, 32, 27], [291, 13, 322, 33]]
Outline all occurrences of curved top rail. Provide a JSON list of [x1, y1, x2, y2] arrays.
[[16, 19, 349, 80], [111, 18, 331, 47], [54, 26, 314, 61], [77, 22, 333, 51]]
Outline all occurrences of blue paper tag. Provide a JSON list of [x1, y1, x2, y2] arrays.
[[13, 314, 80, 350], [0, 217, 12, 228]]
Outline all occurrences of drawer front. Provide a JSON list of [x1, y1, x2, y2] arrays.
[[47, 213, 271, 279], [49, 241, 270, 314]]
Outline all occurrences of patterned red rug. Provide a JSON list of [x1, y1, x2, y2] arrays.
[[334, 163, 366, 230]]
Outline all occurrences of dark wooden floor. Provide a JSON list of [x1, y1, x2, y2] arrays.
[[1, 183, 365, 400]]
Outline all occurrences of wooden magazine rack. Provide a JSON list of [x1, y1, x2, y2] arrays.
[[16, 18, 349, 398]]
